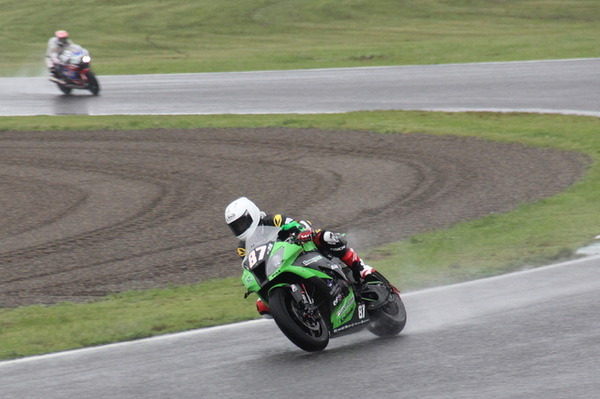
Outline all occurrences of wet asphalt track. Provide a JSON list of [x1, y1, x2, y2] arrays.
[[1, 59, 600, 398], [1, 58, 599, 117], [2, 256, 599, 399]]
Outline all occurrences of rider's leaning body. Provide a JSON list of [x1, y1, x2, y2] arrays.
[[45, 30, 79, 83], [225, 197, 375, 315]]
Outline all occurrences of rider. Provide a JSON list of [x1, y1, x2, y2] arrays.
[[225, 196, 375, 316], [45, 30, 73, 83]]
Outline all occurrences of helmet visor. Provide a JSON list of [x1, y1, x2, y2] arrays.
[[228, 211, 253, 237]]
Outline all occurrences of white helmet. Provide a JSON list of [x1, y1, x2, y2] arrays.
[[225, 197, 261, 240]]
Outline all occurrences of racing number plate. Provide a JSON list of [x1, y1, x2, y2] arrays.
[[247, 243, 273, 269]]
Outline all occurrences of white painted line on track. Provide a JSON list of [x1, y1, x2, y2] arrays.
[[82, 108, 600, 117]]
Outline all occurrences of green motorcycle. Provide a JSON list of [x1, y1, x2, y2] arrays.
[[241, 225, 407, 351]]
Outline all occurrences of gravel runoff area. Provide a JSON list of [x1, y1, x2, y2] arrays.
[[0, 128, 589, 308]]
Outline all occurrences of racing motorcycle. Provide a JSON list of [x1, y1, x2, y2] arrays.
[[51, 44, 100, 95], [242, 225, 407, 351]]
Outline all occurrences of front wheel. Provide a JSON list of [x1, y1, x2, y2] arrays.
[[269, 286, 329, 352], [85, 70, 100, 95]]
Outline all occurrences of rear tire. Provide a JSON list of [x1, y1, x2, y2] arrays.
[[367, 291, 407, 337], [57, 84, 72, 95], [269, 287, 329, 352], [365, 272, 407, 337]]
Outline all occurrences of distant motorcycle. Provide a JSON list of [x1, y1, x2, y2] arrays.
[[51, 45, 100, 95]]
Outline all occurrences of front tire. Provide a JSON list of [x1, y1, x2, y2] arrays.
[[85, 71, 100, 95], [269, 286, 329, 352]]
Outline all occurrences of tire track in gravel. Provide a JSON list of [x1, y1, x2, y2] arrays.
[[0, 128, 589, 307]]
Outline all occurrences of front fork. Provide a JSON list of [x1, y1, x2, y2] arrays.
[[290, 283, 312, 307], [289, 283, 322, 322], [80, 67, 91, 82]]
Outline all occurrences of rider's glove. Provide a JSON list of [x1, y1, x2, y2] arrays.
[[278, 221, 302, 240], [296, 229, 314, 243], [278, 221, 315, 243]]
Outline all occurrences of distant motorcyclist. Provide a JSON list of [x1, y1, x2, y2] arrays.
[[45, 30, 74, 83], [225, 197, 375, 316]]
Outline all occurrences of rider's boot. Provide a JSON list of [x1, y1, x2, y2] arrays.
[[340, 248, 376, 285], [48, 67, 65, 85]]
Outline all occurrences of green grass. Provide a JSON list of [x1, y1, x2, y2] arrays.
[[1, 111, 599, 359], [0, 277, 257, 359], [1, 0, 599, 76]]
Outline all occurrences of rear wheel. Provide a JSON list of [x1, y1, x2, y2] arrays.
[[365, 272, 407, 337], [57, 83, 72, 95], [367, 291, 407, 337], [269, 286, 329, 351]]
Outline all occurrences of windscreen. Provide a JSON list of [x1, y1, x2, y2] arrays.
[[245, 225, 280, 252]]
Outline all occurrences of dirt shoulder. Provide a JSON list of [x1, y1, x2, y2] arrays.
[[0, 128, 589, 307]]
